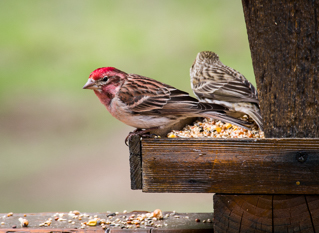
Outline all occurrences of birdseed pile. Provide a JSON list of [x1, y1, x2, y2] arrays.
[[167, 116, 264, 139]]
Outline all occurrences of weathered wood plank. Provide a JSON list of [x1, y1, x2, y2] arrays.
[[0, 212, 214, 233], [129, 135, 142, 190], [141, 138, 319, 194]]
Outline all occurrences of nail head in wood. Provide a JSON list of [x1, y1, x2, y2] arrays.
[[296, 151, 308, 163]]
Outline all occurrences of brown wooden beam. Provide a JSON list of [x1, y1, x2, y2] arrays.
[[139, 138, 319, 194]]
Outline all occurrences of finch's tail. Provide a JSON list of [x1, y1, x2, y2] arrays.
[[200, 111, 253, 130], [245, 109, 263, 131], [190, 102, 254, 130]]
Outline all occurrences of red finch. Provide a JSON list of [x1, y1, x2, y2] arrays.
[[83, 67, 252, 145], [190, 51, 263, 130]]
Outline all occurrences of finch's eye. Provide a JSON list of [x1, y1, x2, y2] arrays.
[[102, 76, 108, 82]]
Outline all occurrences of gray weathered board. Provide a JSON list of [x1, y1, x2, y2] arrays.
[[129, 136, 319, 194], [0, 212, 213, 233]]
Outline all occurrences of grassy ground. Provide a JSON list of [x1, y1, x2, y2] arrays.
[[0, 0, 254, 213]]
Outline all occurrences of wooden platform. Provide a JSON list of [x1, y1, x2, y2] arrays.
[[0, 212, 214, 233], [130, 137, 319, 194]]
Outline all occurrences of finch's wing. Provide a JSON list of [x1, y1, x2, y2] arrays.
[[193, 64, 259, 104], [119, 74, 198, 114]]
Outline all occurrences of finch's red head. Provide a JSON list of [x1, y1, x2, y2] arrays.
[[83, 67, 127, 91], [89, 67, 117, 81]]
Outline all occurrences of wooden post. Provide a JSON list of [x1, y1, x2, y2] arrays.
[[242, 0, 319, 138], [213, 1, 319, 232]]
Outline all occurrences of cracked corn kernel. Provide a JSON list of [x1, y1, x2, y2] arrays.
[[225, 123, 232, 129], [87, 219, 97, 226], [215, 127, 221, 133], [167, 134, 176, 138]]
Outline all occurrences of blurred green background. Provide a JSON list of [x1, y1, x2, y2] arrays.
[[0, 0, 254, 213]]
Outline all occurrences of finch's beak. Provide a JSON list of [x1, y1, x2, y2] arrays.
[[83, 79, 99, 90]]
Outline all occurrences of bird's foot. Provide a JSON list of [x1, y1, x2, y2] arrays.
[[125, 128, 159, 146]]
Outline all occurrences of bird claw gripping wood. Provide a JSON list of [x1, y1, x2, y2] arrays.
[[125, 128, 159, 146]]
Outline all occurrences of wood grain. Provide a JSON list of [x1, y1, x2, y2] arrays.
[[214, 195, 273, 233], [141, 138, 319, 194], [214, 195, 318, 233], [129, 135, 142, 190]]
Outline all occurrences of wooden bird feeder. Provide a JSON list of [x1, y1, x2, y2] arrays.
[[129, 1, 319, 232]]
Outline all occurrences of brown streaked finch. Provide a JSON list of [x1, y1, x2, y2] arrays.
[[83, 67, 252, 145], [190, 51, 263, 130]]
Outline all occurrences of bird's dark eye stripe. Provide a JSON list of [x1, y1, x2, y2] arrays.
[[102, 76, 108, 81]]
